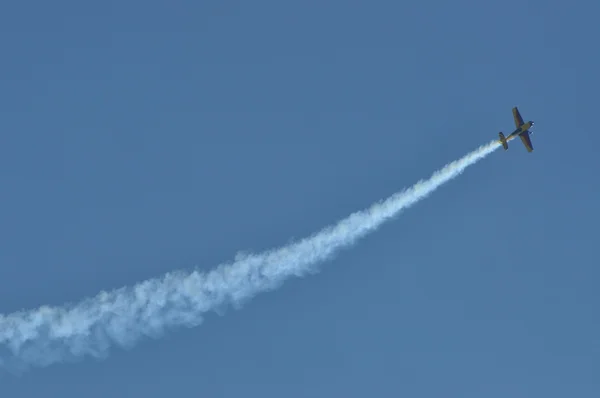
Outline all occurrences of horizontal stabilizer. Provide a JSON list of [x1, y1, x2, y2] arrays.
[[498, 132, 508, 150]]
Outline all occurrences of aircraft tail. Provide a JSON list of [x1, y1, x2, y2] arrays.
[[498, 132, 508, 150]]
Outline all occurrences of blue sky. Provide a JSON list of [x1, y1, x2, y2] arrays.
[[1, 0, 598, 396]]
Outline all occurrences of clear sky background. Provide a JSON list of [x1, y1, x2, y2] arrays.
[[1, 0, 598, 396]]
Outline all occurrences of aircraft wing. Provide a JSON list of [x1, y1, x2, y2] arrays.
[[520, 132, 533, 152], [512, 107, 524, 128]]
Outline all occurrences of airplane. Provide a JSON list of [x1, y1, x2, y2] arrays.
[[498, 107, 535, 152]]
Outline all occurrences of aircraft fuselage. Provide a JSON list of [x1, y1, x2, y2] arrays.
[[507, 120, 534, 139]]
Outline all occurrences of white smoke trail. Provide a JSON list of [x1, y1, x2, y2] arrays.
[[0, 140, 500, 371]]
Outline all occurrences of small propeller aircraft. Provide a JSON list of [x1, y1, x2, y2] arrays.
[[498, 107, 534, 152]]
